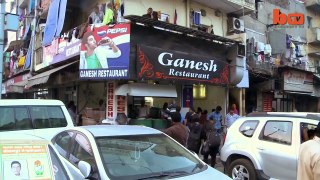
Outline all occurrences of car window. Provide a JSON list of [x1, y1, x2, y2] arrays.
[[301, 122, 318, 143], [96, 134, 205, 180], [29, 106, 68, 128], [261, 121, 293, 145], [54, 132, 74, 158], [69, 133, 95, 166], [0, 107, 15, 130], [48, 145, 69, 180], [15, 107, 33, 130], [239, 121, 259, 137]]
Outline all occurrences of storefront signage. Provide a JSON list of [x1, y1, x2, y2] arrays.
[[117, 96, 126, 114], [283, 70, 313, 93], [137, 45, 229, 84], [107, 82, 116, 119], [79, 23, 131, 80], [4, 73, 30, 88], [0, 144, 52, 179], [36, 39, 81, 71]]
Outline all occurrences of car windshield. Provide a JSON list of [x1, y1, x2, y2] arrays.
[[95, 134, 205, 180]]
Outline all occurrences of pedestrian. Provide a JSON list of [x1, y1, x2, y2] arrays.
[[138, 100, 149, 118], [163, 112, 189, 147], [207, 106, 223, 133], [202, 119, 221, 168], [88, 5, 104, 24], [197, 107, 203, 116], [176, 106, 184, 124], [199, 110, 208, 125], [297, 122, 320, 180], [161, 102, 171, 119], [231, 103, 239, 115], [226, 107, 240, 128], [67, 101, 76, 125], [184, 107, 196, 126], [187, 114, 205, 154]]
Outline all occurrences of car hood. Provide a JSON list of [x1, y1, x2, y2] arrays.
[[173, 165, 231, 179]]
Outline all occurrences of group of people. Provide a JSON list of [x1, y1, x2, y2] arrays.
[[87, 3, 117, 25], [162, 103, 241, 167]]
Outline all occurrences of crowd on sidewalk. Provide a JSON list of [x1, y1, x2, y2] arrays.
[[162, 103, 240, 168]]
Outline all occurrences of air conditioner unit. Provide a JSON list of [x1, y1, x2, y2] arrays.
[[228, 18, 244, 33]]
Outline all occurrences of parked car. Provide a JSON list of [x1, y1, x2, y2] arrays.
[[0, 133, 83, 180], [220, 112, 320, 180], [52, 125, 231, 180], [0, 99, 75, 140]]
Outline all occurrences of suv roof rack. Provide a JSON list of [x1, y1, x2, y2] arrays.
[[246, 112, 320, 121]]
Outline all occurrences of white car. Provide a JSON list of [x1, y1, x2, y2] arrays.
[[220, 112, 320, 180], [52, 125, 231, 180], [0, 133, 83, 180], [0, 99, 75, 140]]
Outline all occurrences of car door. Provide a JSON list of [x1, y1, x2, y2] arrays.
[[68, 132, 100, 179], [52, 131, 81, 178], [257, 120, 297, 180]]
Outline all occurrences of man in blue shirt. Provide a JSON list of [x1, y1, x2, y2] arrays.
[[207, 106, 222, 133], [226, 107, 240, 128]]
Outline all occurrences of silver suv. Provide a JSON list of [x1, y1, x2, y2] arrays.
[[220, 112, 320, 180]]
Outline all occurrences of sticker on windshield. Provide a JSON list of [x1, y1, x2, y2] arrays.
[[0, 144, 53, 180]]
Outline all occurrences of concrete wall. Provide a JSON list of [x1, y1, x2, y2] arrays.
[[124, 0, 228, 36], [193, 86, 226, 117]]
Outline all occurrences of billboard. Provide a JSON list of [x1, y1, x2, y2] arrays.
[[79, 23, 130, 80], [137, 45, 229, 85]]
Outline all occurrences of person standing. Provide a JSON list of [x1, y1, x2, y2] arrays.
[[202, 119, 221, 167], [138, 100, 149, 118], [102, 3, 115, 25], [184, 107, 196, 126], [67, 101, 77, 126], [231, 103, 239, 115], [297, 122, 320, 180], [187, 114, 205, 154], [142, 7, 153, 18], [163, 112, 189, 147], [225, 107, 240, 128], [88, 5, 104, 24], [207, 106, 223, 133]]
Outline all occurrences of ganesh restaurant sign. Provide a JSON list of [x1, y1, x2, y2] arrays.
[[137, 45, 229, 84]]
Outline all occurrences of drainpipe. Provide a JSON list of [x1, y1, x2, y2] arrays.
[[0, 0, 5, 99], [186, 0, 190, 28]]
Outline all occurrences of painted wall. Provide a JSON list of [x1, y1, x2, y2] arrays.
[[124, 0, 187, 26], [124, 0, 227, 36], [78, 82, 107, 114], [193, 85, 226, 116]]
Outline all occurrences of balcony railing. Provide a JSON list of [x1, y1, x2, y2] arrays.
[[307, 28, 320, 45], [247, 58, 274, 75]]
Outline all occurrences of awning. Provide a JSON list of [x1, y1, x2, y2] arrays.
[[27, 61, 76, 88], [4, 40, 24, 52], [115, 83, 177, 97]]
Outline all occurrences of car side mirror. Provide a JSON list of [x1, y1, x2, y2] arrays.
[[78, 161, 91, 178], [191, 151, 199, 158]]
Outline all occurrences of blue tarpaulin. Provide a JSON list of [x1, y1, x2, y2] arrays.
[[42, 0, 67, 46]]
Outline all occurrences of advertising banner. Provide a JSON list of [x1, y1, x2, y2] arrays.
[[137, 45, 229, 85], [0, 144, 52, 180], [79, 23, 131, 80], [37, 38, 81, 71]]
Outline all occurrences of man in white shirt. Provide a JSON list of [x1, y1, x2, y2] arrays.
[[298, 122, 320, 180], [225, 108, 240, 128]]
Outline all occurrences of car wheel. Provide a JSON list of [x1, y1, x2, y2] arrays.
[[227, 158, 256, 180]]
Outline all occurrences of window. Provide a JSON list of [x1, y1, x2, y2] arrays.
[[261, 121, 292, 145], [69, 134, 95, 166], [239, 121, 259, 137], [29, 106, 67, 128], [301, 122, 318, 143], [0, 107, 15, 130], [15, 107, 33, 130], [48, 145, 69, 180], [54, 131, 74, 158]]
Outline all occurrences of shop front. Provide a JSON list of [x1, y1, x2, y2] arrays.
[[87, 17, 244, 127]]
